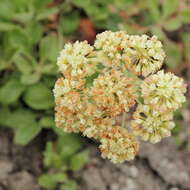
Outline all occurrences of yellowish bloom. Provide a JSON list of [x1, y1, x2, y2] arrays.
[[141, 70, 186, 112], [131, 104, 175, 143], [100, 126, 139, 163], [83, 117, 115, 139], [90, 69, 137, 117], [53, 30, 186, 163], [123, 35, 165, 77], [57, 41, 94, 78], [94, 31, 127, 66]]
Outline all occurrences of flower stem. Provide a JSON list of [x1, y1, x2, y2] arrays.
[[122, 112, 127, 128]]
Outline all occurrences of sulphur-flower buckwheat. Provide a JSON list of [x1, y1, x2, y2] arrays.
[[54, 31, 186, 163]]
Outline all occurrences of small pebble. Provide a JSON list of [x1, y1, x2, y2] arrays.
[[169, 187, 179, 190], [123, 178, 137, 190], [129, 166, 138, 178], [110, 183, 119, 190]]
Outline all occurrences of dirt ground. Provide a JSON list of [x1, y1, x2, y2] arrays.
[[0, 129, 190, 190]]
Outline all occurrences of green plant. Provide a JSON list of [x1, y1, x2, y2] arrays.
[[0, 0, 62, 144], [0, 0, 189, 146], [38, 132, 89, 190], [0, 0, 190, 188]]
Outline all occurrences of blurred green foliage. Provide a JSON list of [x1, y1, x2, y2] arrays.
[[38, 132, 89, 189], [1, 0, 190, 144], [0, 0, 190, 188]]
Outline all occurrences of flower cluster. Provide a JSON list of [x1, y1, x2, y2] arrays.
[[141, 70, 186, 112], [100, 126, 139, 163], [123, 35, 165, 77], [94, 31, 127, 66], [90, 69, 137, 117], [131, 104, 175, 143], [57, 41, 95, 79], [54, 31, 186, 163], [131, 70, 186, 143]]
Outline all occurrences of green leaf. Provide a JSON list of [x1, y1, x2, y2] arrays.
[[146, 0, 161, 22], [70, 151, 89, 171], [181, 9, 190, 23], [58, 133, 82, 160], [13, 51, 38, 70], [172, 121, 181, 134], [58, 133, 82, 152], [42, 64, 57, 75], [21, 72, 41, 85], [163, 17, 182, 31], [26, 22, 43, 45], [43, 142, 63, 169], [72, 0, 90, 8], [2, 108, 42, 145], [185, 45, 190, 61], [150, 26, 166, 40], [14, 54, 33, 74], [165, 40, 182, 69], [0, 108, 38, 130], [39, 33, 60, 62], [36, 7, 59, 21], [39, 116, 55, 128], [13, 11, 34, 24], [44, 142, 59, 168], [136, 96, 144, 104], [8, 29, 30, 51], [14, 119, 41, 145], [0, 22, 18, 31], [38, 174, 57, 189], [59, 11, 80, 34], [187, 134, 190, 151], [162, 0, 178, 18], [10, 0, 29, 10], [96, 63, 105, 70], [0, 59, 11, 71], [38, 173, 67, 189], [85, 72, 99, 87], [52, 173, 67, 183], [53, 127, 66, 136], [43, 76, 57, 88], [60, 180, 77, 190], [0, 79, 25, 105], [174, 109, 183, 120], [7, 109, 36, 128], [43, 142, 55, 167], [181, 33, 190, 61], [24, 83, 54, 109], [86, 5, 108, 22], [0, 1, 14, 20], [0, 106, 11, 127], [33, 0, 52, 8], [175, 136, 183, 147]]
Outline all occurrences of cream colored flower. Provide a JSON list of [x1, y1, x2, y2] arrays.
[[94, 31, 127, 66], [123, 35, 165, 77], [54, 98, 104, 134], [141, 70, 186, 112], [89, 69, 137, 117], [131, 104, 175, 143], [83, 117, 115, 139], [100, 126, 139, 163], [57, 41, 94, 78], [54, 31, 186, 163], [54, 77, 91, 133]]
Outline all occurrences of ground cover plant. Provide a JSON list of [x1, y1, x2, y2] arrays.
[[0, 0, 190, 189]]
